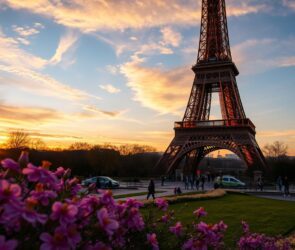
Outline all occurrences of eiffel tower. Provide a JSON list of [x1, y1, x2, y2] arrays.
[[156, 0, 266, 174]]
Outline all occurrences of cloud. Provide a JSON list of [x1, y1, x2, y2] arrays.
[[0, 29, 46, 69], [121, 60, 192, 114], [99, 84, 120, 94], [278, 56, 295, 67], [12, 25, 39, 37], [83, 105, 122, 117], [232, 38, 295, 74], [0, 102, 62, 126], [16, 37, 30, 45], [34, 22, 45, 29], [2, 0, 267, 32], [49, 30, 78, 65], [259, 130, 295, 138], [105, 65, 119, 74], [160, 27, 182, 47], [0, 65, 98, 101], [0, 30, 98, 101], [282, 0, 295, 11]]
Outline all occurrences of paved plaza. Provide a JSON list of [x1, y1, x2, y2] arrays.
[[109, 180, 295, 201]]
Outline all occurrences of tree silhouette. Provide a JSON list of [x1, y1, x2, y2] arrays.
[[6, 130, 30, 149]]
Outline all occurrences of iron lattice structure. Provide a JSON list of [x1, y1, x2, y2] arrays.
[[156, 0, 266, 174]]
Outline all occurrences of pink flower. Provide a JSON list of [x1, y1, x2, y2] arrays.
[[1, 159, 20, 173], [160, 214, 170, 223], [22, 164, 58, 187], [40, 228, 68, 250], [147, 233, 159, 250], [169, 221, 183, 236], [30, 183, 57, 206], [79, 195, 100, 218], [0, 199, 22, 231], [0, 180, 21, 202], [63, 224, 81, 248], [54, 167, 66, 178], [0, 235, 17, 250], [154, 198, 168, 211], [18, 150, 29, 168], [97, 208, 119, 236], [86, 241, 112, 250], [241, 221, 250, 233], [99, 190, 115, 207], [193, 207, 207, 218], [50, 201, 78, 225], [40, 224, 81, 250], [125, 198, 143, 208], [22, 197, 48, 225], [182, 238, 206, 250], [124, 207, 145, 231]]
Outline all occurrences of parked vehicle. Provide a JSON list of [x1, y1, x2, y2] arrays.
[[82, 176, 120, 188], [220, 175, 245, 188]]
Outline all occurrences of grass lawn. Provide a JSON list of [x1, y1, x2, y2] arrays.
[[142, 193, 295, 249]]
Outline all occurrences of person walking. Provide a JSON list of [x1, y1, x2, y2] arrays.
[[283, 176, 290, 197], [276, 176, 283, 192], [161, 176, 165, 186], [147, 179, 155, 200]]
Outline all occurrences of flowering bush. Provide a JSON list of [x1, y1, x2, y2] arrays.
[[0, 152, 292, 250]]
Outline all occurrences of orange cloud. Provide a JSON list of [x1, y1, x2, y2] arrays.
[[121, 60, 193, 114], [0, 103, 62, 126], [2, 0, 266, 32]]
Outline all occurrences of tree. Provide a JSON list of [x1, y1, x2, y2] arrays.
[[69, 142, 92, 150], [30, 138, 47, 151], [119, 144, 156, 155], [263, 141, 288, 158], [6, 130, 30, 149]]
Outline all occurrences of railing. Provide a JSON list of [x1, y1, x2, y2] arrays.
[[174, 119, 255, 131]]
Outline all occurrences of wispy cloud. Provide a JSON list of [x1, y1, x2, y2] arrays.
[[2, 0, 267, 32], [99, 84, 120, 94], [50, 30, 78, 65], [0, 102, 62, 126], [0, 65, 97, 101], [106, 65, 119, 75], [83, 105, 121, 117], [232, 38, 295, 74]]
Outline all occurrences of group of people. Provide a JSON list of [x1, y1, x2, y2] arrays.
[[276, 176, 290, 197], [183, 175, 206, 191]]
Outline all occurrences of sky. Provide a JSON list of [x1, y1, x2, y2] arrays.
[[0, 0, 294, 155]]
